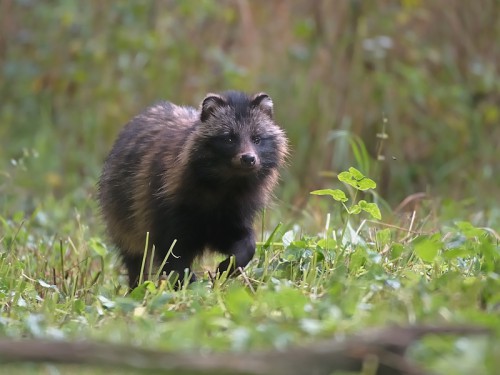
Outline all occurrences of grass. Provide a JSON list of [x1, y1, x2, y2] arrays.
[[1, 167, 499, 374]]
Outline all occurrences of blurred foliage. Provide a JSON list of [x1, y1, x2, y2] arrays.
[[1, 0, 499, 214]]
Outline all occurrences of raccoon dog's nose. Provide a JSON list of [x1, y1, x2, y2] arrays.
[[240, 153, 256, 167]]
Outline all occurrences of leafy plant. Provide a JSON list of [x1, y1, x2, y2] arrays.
[[311, 167, 381, 245]]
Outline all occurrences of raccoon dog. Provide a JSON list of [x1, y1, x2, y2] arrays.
[[98, 91, 288, 288]]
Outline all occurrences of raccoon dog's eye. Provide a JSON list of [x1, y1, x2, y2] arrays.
[[252, 136, 261, 145], [221, 133, 234, 143]]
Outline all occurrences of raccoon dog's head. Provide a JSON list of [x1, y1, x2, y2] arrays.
[[191, 91, 287, 182]]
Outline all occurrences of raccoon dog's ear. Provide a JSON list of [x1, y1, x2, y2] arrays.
[[251, 92, 273, 119], [200, 94, 227, 122]]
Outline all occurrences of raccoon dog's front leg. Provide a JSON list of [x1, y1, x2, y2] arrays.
[[216, 230, 256, 277]]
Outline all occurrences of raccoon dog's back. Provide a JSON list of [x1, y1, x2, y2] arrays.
[[98, 91, 288, 288]]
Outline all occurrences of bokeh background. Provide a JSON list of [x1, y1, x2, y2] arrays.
[[1, 0, 499, 221]]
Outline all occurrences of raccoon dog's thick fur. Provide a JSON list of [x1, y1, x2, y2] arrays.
[[98, 91, 288, 288]]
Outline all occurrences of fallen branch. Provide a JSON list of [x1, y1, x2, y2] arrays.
[[0, 325, 490, 375]]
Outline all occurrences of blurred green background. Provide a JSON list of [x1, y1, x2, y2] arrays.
[[1, 0, 499, 218]]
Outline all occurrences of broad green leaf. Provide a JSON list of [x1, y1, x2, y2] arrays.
[[73, 299, 85, 314], [349, 246, 367, 273], [357, 177, 377, 191], [129, 281, 155, 301], [317, 238, 337, 250], [338, 171, 355, 186], [348, 167, 364, 180], [338, 168, 376, 191], [376, 228, 392, 246], [358, 200, 382, 220], [310, 189, 335, 195], [391, 243, 404, 260], [310, 189, 348, 202], [331, 189, 348, 202], [414, 236, 442, 263]]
